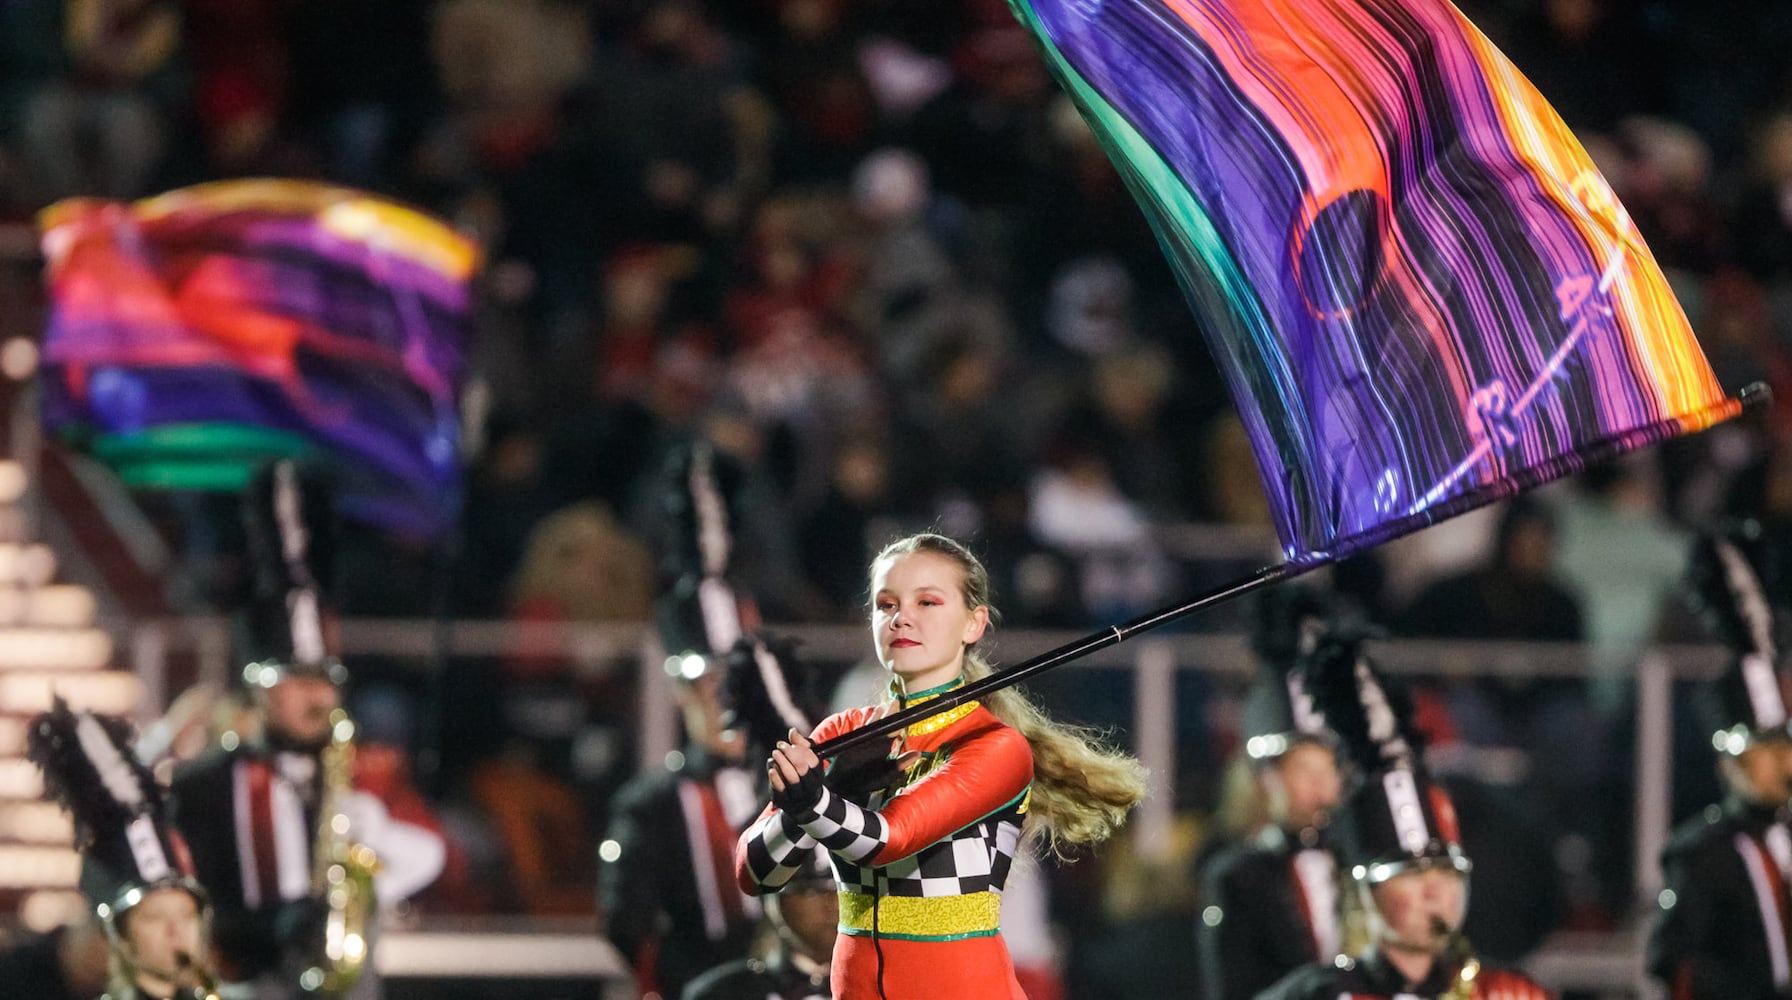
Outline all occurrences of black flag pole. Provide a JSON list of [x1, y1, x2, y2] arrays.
[[811, 561, 1305, 760], [812, 382, 1780, 760]]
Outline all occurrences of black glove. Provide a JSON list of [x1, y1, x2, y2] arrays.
[[824, 735, 917, 804], [769, 747, 824, 817]]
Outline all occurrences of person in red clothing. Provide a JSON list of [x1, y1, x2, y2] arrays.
[[737, 532, 1148, 999]]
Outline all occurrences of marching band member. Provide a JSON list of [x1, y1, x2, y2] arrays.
[[684, 845, 836, 1000], [28, 698, 221, 1000], [601, 443, 774, 1000], [1258, 626, 1552, 1000], [1648, 523, 1792, 1000], [1198, 587, 1344, 1000], [170, 461, 444, 998]]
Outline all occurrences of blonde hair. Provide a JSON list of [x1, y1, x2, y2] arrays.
[[508, 501, 655, 621], [871, 533, 1148, 855]]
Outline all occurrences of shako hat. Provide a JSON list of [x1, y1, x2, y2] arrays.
[[26, 699, 207, 925], [1684, 521, 1791, 755], [238, 459, 346, 688], [1300, 625, 1470, 883], [722, 632, 831, 760], [655, 442, 749, 675], [1241, 584, 1335, 761]]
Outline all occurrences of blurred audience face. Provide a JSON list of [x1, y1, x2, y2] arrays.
[[119, 888, 206, 993], [936, 349, 998, 407], [513, 503, 654, 623], [261, 676, 339, 750], [1727, 739, 1792, 807], [871, 550, 989, 693], [1757, 113, 1792, 186], [1545, 0, 1602, 40], [778, 0, 844, 40], [1264, 742, 1342, 832], [1499, 514, 1556, 579], [1204, 414, 1273, 526], [1367, 866, 1468, 955], [1767, 443, 1792, 515], [603, 258, 671, 329], [834, 440, 889, 505], [1093, 348, 1171, 431], [852, 148, 929, 225]]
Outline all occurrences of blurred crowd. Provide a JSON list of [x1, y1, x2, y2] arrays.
[[6, 0, 1792, 995]]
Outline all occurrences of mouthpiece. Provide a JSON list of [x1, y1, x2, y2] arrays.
[[172, 950, 222, 1000], [1432, 917, 1480, 1000]]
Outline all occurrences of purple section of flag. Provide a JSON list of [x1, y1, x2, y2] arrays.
[[39, 180, 478, 538]]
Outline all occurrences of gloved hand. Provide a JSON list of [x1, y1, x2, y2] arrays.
[[768, 729, 824, 817], [824, 733, 919, 804]]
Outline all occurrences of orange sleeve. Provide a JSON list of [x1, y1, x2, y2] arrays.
[[870, 720, 1033, 864], [1475, 969, 1557, 1000]]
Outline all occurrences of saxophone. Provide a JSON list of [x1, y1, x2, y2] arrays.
[[1434, 916, 1481, 1000], [298, 709, 381, 996], [174, 950, 223, 1000]]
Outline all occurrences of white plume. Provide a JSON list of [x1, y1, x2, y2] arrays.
[[1716, 539, 1777, 660], [74, 711, 144, 810]]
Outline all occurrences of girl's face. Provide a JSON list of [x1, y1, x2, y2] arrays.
[[870, 551, 988, 693]]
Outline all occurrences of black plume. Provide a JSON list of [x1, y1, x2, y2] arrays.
[[26, 699, 162, 850], [241, 459, 338, 603], [1684, 521, 1780, 659], [1298, 623, 1423, 776], [723, 634, 829, 755], [657, 442, 744, 586], [1249, 583, 1335, 671]]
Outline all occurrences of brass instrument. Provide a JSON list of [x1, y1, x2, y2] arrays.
[[298, 709, 381, 996], [1434, 916, 1481, 1000], [174, 950, 223, 1000]]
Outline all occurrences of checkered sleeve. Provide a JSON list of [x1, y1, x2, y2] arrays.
[[795, 785, 890, 862], [801, 720, 1034, 867], [736, 707, 874, 893], [735, 803, 818, 894]]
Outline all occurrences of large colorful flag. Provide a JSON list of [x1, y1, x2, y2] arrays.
[[38, 179, 478, 538], [1010, 0, 1746, 564]]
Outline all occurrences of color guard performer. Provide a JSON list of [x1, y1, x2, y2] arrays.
[[737, 533, 1148, 1000]]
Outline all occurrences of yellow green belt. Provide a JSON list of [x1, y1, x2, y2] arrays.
[[837, 890, 1002, 942]]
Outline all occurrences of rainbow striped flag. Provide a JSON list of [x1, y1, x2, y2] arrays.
[[1012, 0, 1745, 563], [39, 180, 478, 538]]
